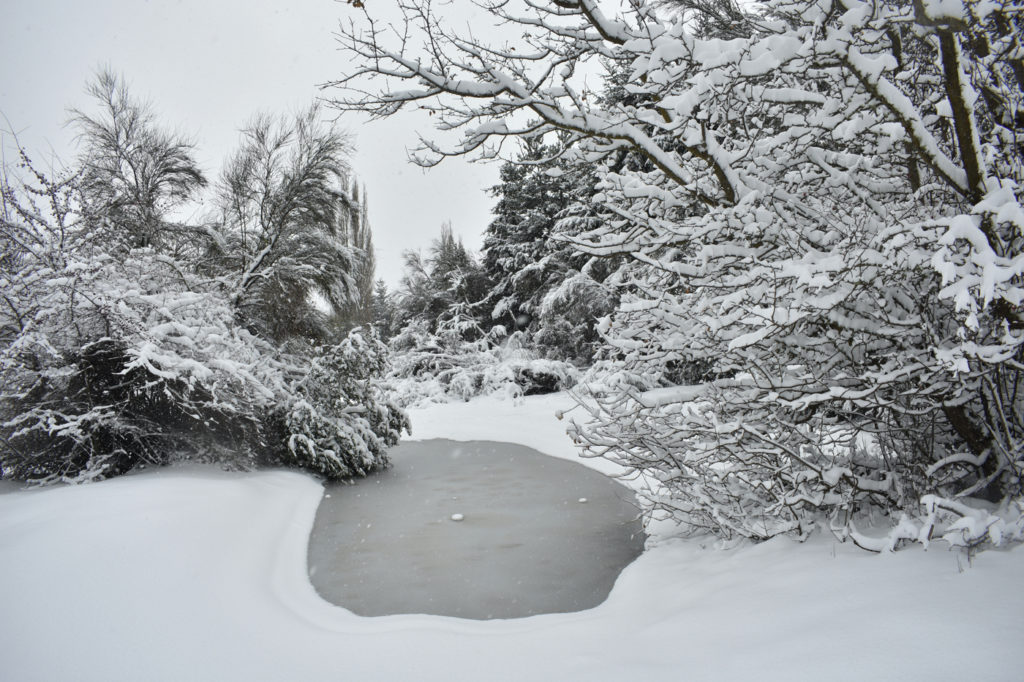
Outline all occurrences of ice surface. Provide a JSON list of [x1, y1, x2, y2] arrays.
[[307, 439, 644, 619]]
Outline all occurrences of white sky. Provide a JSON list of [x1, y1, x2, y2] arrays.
[[0, 0, 500, 287]]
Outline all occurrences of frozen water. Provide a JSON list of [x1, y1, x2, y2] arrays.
[[307, 439, 645, 619], [0, 480, 24, 495]]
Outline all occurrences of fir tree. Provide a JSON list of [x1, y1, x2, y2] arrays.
[[481, 139, 612, 362]]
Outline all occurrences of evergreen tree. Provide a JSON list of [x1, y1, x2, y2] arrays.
[[481, 139, 613, 362], [395, 222, 489, 333], [349, 182, 376, 325], [371, 278, 396, 339], [324, 179, 378, 334]]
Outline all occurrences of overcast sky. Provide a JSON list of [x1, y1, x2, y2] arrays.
[[0, 0, 501, 287]]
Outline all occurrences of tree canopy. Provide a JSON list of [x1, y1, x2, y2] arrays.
[[332, 0, 1024, 550]]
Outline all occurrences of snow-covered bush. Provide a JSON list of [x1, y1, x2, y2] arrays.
[[1, 134, 406, 483], [386, 320, 579, 407], [272, 330, 408, 478], [0, 234, 276, 482], [564, 0, 1024, 550]]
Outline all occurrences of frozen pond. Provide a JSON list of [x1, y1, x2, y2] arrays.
[[308, 439, 645, 619]]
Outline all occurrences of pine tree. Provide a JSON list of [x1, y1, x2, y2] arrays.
[[371, 279, 396, 339], [395, 222, 489, 333], [481, 139, 612, 361], [336, 180, 376, 329]]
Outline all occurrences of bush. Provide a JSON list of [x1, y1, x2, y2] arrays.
[[0, 154, 407, 484], [271, 331, 409, 478], [385, 320, 579, 407], [0, 243, 275, 482]]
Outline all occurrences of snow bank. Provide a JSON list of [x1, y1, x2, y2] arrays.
[[408, 392, 624, 476], [0, 394, 1021, 681]]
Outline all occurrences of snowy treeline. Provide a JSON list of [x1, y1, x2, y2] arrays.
[[373, 141, 617, 405], [0, 71, 407, 483], [334, 0, 1024, 549]]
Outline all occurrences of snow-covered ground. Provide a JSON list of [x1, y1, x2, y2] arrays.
[[1, 393, 1021, 681]]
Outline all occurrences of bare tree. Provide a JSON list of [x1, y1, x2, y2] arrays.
[[330, 0, 1024, 549]]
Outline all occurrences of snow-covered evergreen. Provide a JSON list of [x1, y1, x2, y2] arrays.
[[382, 224, 580, 406], [481, 140, 615, 363]]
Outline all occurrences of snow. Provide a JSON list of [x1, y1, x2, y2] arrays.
[[919, 0, 968, 23], [1, 393, 1022, 681]]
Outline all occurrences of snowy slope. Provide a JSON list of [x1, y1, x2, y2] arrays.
[[0, 393, 1021, 681]]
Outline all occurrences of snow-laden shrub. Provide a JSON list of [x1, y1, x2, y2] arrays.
[[533, 269, 616, 363], [386, 320, 579, 407], [844, 496, 1024, 553], [0, 159, 407, 484], [573, 193, 1024, 550], [0, 245, 409, 484], [0, 247, 277, 483], [272, 330, 409, 478]]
